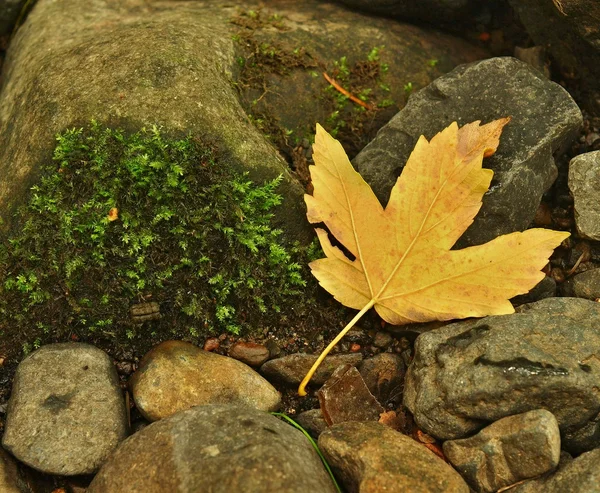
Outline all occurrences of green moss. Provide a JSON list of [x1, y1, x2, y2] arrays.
[[0, 122, 309, 348]]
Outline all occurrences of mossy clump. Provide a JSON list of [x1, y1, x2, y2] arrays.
[[0, 122, 310, 352]]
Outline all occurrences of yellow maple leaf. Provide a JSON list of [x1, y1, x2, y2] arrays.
[[298, 119, 569, 395]]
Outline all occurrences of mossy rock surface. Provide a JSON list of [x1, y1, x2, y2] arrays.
[[0, 123, 320, 360], [0, 0, 310, 240]]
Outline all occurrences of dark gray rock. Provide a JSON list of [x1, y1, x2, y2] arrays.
[[508, 0, 600, 112], [295, 408, 329, 439], [354, 57, 582, 247], [358, 352, 405, 403], [569, 151, 600, 240], [319, 421, 469, 492], [562, 268, 600, 300], [2, 343, 127, 475], [260, 353, 362, 386], [443, 409, 560, 493], [404, 298, 600, 443], [88, 404, 338, 493], [510, 448, 600, 493], [130, 341, 280, 422]]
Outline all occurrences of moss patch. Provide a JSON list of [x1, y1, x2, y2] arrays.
[[0, 122, 320, 356]]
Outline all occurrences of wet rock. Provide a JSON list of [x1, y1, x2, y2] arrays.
[[319, 421, 469, 492], [510, 448, 600, 493], [88, 404, 338, 493], [295, 408, 328, 439], [508, 0, 600, 113], [404, 298, 600, 443], [354, 57, 582, 247], [443, 409, 560, 493], [2, 343, 127, 475], [318, 364, 384, 426], [203, 337, 220, 352], [0, 448, 25, 493], [562, 268, 600, 299], [358, 353, 405, 403], [228, 341, 270, 367], [569, 151, 600, 240], [260, 353, 362, 386], [130, 341, 280, 421]]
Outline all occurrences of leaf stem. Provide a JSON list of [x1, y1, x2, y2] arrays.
[[298, 299, 376, 396]]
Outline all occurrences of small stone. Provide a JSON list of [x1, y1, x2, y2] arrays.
[[130, 340, 280, 421], [319, 421, 469, 493], [510, 447, 600, 493], [569, 151, 600, 240], [443, 409, 561, 493], [264, 339, 281, 358], [228, 341, 270, 367], [260, 353, 363, 386], [2, 343, 127, 475], [372, 331, 393, 348], [562, 268, 600, 300], [203, 337, 220, 351], [359, 353, 405, 404], [349, 343, 361, 352], [88, 404, 338, 493], [318, 365, 384, 426], [295, 408, 329, 439]]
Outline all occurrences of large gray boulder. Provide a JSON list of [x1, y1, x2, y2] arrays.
[[353, 57, 582, 247], [2, 343, 128, 475], [404, 298, 600, 445], [88, 404, 338, 493], [0, 0, 308, 239]]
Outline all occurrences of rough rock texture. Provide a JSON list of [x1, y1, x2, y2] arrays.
[[319, 421, 469, 493], [2, 343, 127, 475], [508, 0, 600, 112], [358, 352, 405, 403], [130, 340, 280, 421], [443, 409, 561, 493], [510, 448, 600, 493], [0, 0, 308, 240], [562, 268, 600, 300], [260, 353, 362, 385], [562, 411, 600, 455], [404, 298, 600, 443], [354, 57, 582, 247], [88, 404, 338, 493], [569, 151, 600, 240], [318, 364, 384, 425]]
